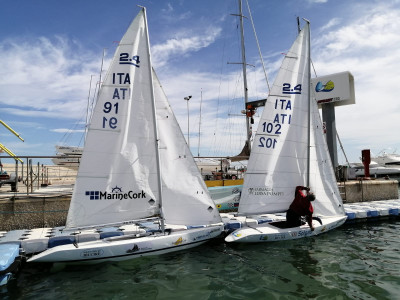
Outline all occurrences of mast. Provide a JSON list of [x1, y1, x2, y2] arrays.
[[141, 6, 165, 233], [238, 0, 251, 154], [89, 49, 107, 126], [229, 1, 252, 154], [304, 19, 311, 187], [197, 88, 203, 157], [84, 75, 94, 142], [98, 48, 106, 90], [297, 16, 301, 33]]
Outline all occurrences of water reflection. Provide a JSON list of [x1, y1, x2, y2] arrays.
[[287, 239, 320, 277], [1, 221, 400, 299]]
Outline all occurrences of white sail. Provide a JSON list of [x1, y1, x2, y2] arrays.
[[309, 94, 344, 216], [66, 10, 221, 229], [66, 11, 159, 228], [153, 70, 222, 226], [238, 23, 344, 217]]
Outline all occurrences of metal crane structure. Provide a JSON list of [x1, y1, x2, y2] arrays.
[[0, 119, 24, 163]]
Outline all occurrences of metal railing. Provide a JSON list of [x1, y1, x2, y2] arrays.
[[0, 155, 79, 197]]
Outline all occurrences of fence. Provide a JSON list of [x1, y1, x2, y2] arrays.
[[0, 156, 77, 196]]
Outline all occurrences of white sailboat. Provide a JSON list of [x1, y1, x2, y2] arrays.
[[28, 7, 223, 263], [225, 21, 347, 243]]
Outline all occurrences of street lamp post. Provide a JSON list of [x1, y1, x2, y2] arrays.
[[184, 95, 192, 147]]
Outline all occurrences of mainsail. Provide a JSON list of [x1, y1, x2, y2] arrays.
[[238, 23, 344, 217], [66, 11, 158, 228]]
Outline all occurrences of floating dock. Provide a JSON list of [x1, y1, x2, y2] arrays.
[[344, 199, 400, 221]]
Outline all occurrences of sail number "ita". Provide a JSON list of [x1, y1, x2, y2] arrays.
[[258, 84, 297, 149], [102, 53, 139, 129]]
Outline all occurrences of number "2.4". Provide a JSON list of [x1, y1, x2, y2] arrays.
[[282, 83, 301, 94], [119, 53, 140, 67]]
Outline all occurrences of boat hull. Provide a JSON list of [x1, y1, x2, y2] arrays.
[[210, 185, 242, 211], [28, 225, 223, 263], [225, 215, 347, 243]]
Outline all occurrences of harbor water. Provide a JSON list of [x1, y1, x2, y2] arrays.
[[2, 219, 399, 299]]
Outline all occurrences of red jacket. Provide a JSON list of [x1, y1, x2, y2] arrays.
[[289, 186, 313, 227]]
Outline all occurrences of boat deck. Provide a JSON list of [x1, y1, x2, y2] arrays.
[[0, 220, 179, 256], [221, 199, 400, 230]]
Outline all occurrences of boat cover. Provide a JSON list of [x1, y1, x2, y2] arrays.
[[0, 242, 20, 272]]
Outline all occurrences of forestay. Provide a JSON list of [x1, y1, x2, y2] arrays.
[[238, 23, 344, 217]]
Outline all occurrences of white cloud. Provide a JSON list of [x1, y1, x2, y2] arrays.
[[316, 13, 400, 57], [1, 107, 76, 119], [0, 36, 100, 119], [152, 26, 222, 67], [319, 18, 341, 32], [312, 3, 400, 161], [51, 128, 85, 133], [160, 3, 192, 22], [162, 3, 173, 14]]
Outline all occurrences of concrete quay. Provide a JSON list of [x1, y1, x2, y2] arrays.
[[339, 179, 399, 203], [0, 186, 71, 231], [0, 173, 399, 231]]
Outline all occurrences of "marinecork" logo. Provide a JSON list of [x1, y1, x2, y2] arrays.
[[85, 186, 146, 200]]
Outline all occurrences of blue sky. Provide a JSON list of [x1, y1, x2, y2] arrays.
[[1, 0, 400, 165]]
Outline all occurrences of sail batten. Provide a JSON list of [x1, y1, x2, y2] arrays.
[[268, 94, 292, 98], [285, 56, 298, 59]]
